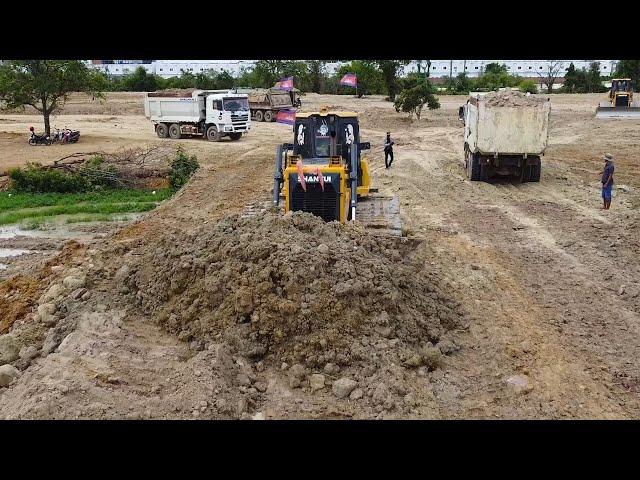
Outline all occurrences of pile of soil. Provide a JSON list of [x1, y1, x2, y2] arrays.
[[483, 90, 548, 107], [122, 211, 464, 371]]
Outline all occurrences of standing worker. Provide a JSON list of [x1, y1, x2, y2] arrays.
[[600, 153, 615, 210], [384, 131, 394, 169]]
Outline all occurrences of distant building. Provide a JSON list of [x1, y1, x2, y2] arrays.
[[88, 60, 617, 81]]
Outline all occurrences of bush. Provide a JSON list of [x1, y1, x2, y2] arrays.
[[8, 163, 90, 193], [519, 79, 538, 94], [169, 147, 199, 190]]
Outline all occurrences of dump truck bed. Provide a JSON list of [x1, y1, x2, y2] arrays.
[[466, 100, 551, 155], [144, 92, 204, 123]]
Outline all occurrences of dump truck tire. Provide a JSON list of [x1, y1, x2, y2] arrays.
[[229, 133, 242, 141], [469, 152, 481, 181], [529, 163, 541, 182], [168, 124, 181, 139], [156, 123, 169, 138], [254, 110, 264, 122], [264, 111, 274, 122], [206, 125, 221, 142]]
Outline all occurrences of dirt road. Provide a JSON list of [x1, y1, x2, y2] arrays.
[[1, 92, 639, 419]]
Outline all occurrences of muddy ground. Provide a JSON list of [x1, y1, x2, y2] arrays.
[[0, 92, 639, 419]]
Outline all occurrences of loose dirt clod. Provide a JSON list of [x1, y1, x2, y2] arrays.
[[125, 211, 464, 372]]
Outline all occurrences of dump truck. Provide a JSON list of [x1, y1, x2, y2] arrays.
[[144, 90, 251, 141], [461, 92, 551, 182], [595, 78, 640, 119], [234, 88, 296, 122]]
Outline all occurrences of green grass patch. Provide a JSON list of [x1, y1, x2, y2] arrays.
[[0, 201, 157, 226], [0, 188, 173, 213]]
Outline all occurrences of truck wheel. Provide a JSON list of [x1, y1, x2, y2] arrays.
[[156, 123, 169, 138], [206, 125, 221, 142], [469, 152, 481, 181], [229, 133, 242, 141], [254, 110, 264, 122], [529, 163, 541, 182], [168, 124, 181, 139], [264, 111, 274, 122]]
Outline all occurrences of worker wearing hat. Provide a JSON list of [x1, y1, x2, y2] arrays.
[[600, 153, 615, 210]]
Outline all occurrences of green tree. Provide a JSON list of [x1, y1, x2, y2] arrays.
[[121, 66, 161, 91], [373, 60, 411, 101], [216, 71, 235, 90], [586, 62, 607, 93], [518, 79, 538, 94], [249, 60, 308, 89], [563, 63, 579, 93], [0, 60, 105, 136], [475, 63, 520, 91], [614, 60, 640, 86], [394, 74, 440, 119], [336, 61, 384, 96], [447, 73, 474, 94], [305, 60, 326, 93]]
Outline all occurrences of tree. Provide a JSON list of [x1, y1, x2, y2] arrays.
[[394, 74, 440, 119], [537, 60, 563, 94], [563, 63, 579, 93], [447, 72, 474, 94], [121, 66, 161, 91], [562, 62, 607, 94], [305, 60, 326, 93], [614, 60, 640, 86], [586, 62, 607, 93], [474, 62, 520, 91], [519, 79, 538, 94], [0, 60, 105, 136], [373, 60, 411, 101]]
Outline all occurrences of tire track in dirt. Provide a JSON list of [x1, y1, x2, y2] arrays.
[[381, 126, 640, 417]]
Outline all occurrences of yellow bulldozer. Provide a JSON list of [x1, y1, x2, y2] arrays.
[[271, 108, 401, 235], [596, 78, 640, 118]]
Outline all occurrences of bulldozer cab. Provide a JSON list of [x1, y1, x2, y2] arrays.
[[596, 78, 639, 118], [611, 78, 632, 94], [292, 111, 368, 164]]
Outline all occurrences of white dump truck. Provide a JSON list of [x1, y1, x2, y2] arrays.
[[144, 90, 251, 141], [461, 91, 551, 182]]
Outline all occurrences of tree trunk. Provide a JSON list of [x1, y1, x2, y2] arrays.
[[43, 111, 51, 137]]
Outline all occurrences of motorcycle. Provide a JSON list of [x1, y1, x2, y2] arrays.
[[28, 126, 51, 146], [52, 127, 80, 144]]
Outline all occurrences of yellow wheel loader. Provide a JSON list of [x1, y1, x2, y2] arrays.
[[270, 108, 401, 235], [596, 78, 640, 118]]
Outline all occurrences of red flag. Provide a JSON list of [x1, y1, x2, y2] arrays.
[[340, 73, 357, 87], [275, 76, 294, 91], [276, 109, 296, 125]]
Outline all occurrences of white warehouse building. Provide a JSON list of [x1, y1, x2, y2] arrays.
[[88, 60, 617, 79]]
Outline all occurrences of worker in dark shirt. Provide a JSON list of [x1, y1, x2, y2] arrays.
[[600, 153, 615, 210], [384, 132, 394, 169]]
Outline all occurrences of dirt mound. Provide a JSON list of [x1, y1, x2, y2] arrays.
[[482, 90, 548, 107], [123, 212, 464, 372]]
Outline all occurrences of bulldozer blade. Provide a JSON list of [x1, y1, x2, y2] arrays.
[[596, 106, 640, 119], [355, 195, 402, 236]]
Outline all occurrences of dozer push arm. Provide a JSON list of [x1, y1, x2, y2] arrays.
[[273, 145, 284, 206], [273, 143, 294, 206], [350, 144, 359, 221]]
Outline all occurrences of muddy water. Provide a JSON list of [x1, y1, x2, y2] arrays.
[[0, 247, 31, 269]]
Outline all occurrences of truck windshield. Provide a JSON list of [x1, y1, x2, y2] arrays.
[[223, 98, 249, 111]]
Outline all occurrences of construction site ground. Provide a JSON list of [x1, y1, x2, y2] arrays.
[[1, 92, 639, 419]]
